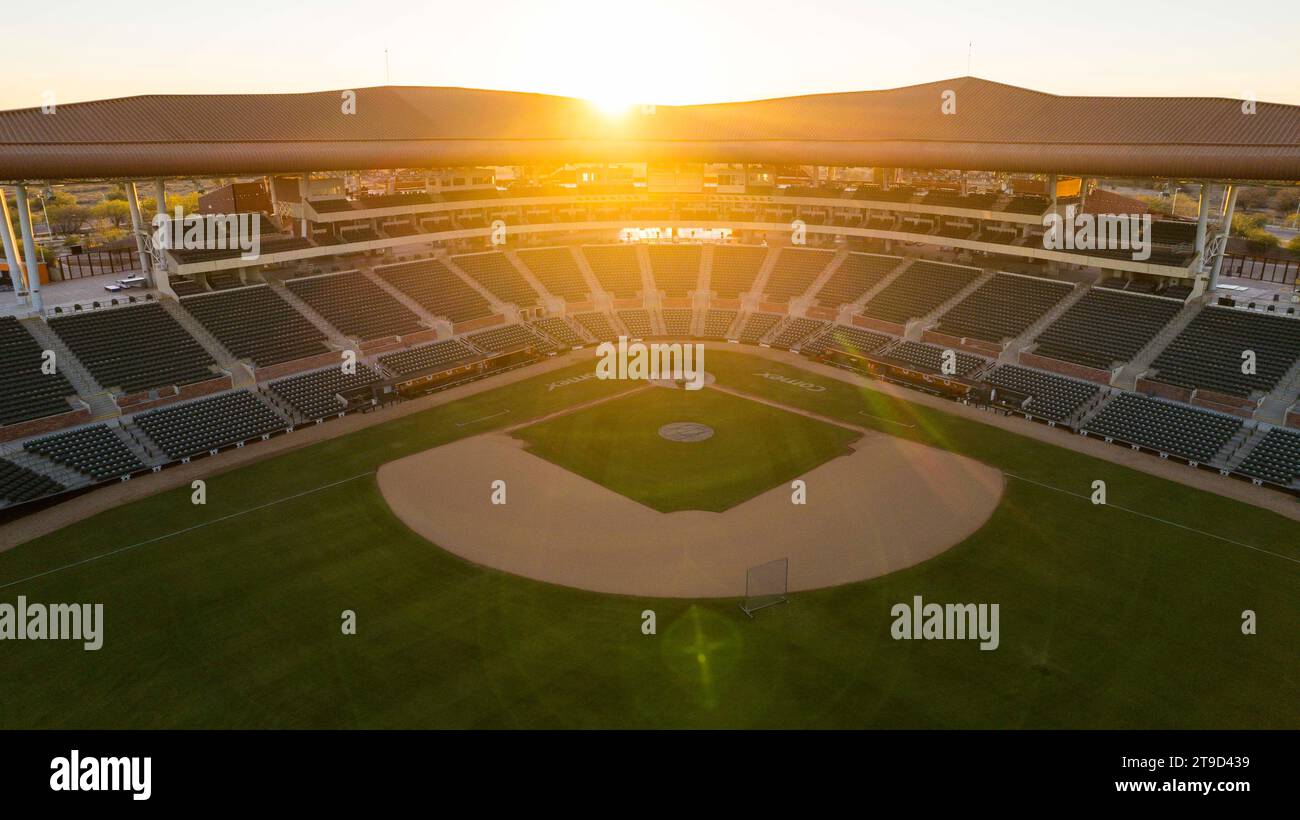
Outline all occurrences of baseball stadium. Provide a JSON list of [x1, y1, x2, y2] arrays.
[[0, 77, 1297, 731]]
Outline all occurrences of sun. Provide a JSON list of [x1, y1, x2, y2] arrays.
[[588, 94, 636, 118]]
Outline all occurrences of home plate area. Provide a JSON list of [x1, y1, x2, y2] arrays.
[[377, 385, 1003, 598]]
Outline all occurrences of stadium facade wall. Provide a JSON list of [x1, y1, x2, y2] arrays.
[[1192, 395, 1257, 419], [253, 350, 343, 382], [1018, 351, 1114, 384], [806, 306, 838, 320], [853, 315, 906, 336], [453, 314, 505, 335], [400, 328, 440, 347], [1136, 378, 1193, 404], [0, 407, 93, 444], [757, 301, 791, 314], [115, 375, 233, 412]]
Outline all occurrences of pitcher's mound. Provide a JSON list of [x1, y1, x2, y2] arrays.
[[378, 431, 1003, 598]]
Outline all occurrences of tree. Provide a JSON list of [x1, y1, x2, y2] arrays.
[[91, 199, 131, 229], [46, 204, 91, 236]]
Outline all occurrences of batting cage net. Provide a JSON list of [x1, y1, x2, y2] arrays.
[[740, 558, 788, 617]]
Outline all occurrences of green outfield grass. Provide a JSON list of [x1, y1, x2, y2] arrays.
[[0, 349, 1295, 729], [514, 386, 858, 511]]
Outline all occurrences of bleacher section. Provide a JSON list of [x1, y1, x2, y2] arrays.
[[1146, 309, 1300, 398], [934, 274, 1073, 342], [814, 254, 900, 307], [986, 365, 1100, 422], [181, 286, 328, 367], [802, 325, 892, 358], [135, 391, 285, 459], [288, 271, 423, 340], [0, 457, 64, 504], [1, 316, 77, 425], [701, 309, 737, 339], [710, 246, 768, 297], [583, 246, 642, 298], [861, 261, 981, 324], [517, 248, 589, 302], [453, 252, 540, 306], [24, 424, 144, 480], [764, 248, 834, 303], [379, 339, 478, 377], [884, 340, 986, 377], [267, 366, 382, 420], [647, 246, 702, 297], [375, 259, 494, 324], [48, 303, 216, 394], [617, 310, 653, 337], [1237, 427, 1300, 486], [662, 308, 693, 336], [738, 313, 781, 344], [1085, 393, 1241, 462], [574, 312, 618, 341], [531, 317, 583, 347], [468, 324, 549, 354], [1031, 290, 1182, 371], [770, 318, 828, 349]]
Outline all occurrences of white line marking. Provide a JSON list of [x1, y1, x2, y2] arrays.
[[455, 409, 511, 428], [1003, 472, 1300, 566], [0, 472, 375, 591], [858, 410, 917, 428]]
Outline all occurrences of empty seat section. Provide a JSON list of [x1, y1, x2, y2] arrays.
[[135, 391, 285, 459], [738, 313, 781, 343], [468, 324, 550, 354], [802, 325, 892, 357], [770, 318, 828, 348], [268, 365, 382, 419], [517, 248, 589, 302], [24, 424, 144, 480], [662, 309, 693, 336], [647, 246, 702, 297], [1147, 308, 1300, 398], [617, 310, 653, 336], [710, 246, 768, 298], [375, 259, 493, 324], [573, 312, 618, 342], [764, 248, 834, 303], [935, 274, 1073, 342], [1031, 290, 1181, 370], [181, 285, 328, 366], [452, 252, 540, 306], [48, 303, 216, 393], [884, 340, 986, 376], [1085, 393, 1241, 462], [0, 457, 64, 504], [378, 339, 478, 377], [1237, 428, 1300, 486], [701, 309, 737, 338], [530, 317, 583, 347], [814, 254, 900, 307], [582, 246, 642, 298], [287, 271, 423, 340], [985, 365, 1100, 421], [0, 316, 77, 425], [861, 261, 981, 324]]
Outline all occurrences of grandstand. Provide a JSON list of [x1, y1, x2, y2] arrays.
[[287, 271, 424, 340], [814, 254, 901, 308], [0, 316, 77, 425], [181, 285, 328, 367], [452, 252, 540, 306], [48, 303, 217, 394], [374, 259, 494, 324], [933, 274, 1073, 344], [583, 245, 642, 298], [710, 246, 768, 298], [1030, 290, 1183, 371], [861, 261, 982, 325], [764, 248, 834, 303], [646, 246, 702, 297], [516, 248, 590, 302]]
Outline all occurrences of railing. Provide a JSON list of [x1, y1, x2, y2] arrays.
[[55, 248, 138, 280], [1220, 253, 1299, 286]]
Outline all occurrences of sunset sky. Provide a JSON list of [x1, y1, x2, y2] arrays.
[[5, 0, 1297, 110]]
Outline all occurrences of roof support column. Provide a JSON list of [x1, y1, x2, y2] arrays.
[[154, 178, 167, 220], [124, 181, 153, 282], [14, 184, 43, 312], [1048, 173, 1058, 213], [1210, 184, 1238, 290], [298, 173, 310, 237], [1194, 182, 1214, 268], [0, 190, 26, 306]]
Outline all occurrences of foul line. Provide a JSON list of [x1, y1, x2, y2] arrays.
[[455, 409, 511, 428], [0, 472, 375, 591], [858, 410, 917, 428], [1003, 472, 1300, 566]]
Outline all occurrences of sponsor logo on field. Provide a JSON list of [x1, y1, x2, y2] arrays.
[[547, 372, 597, 392], [753, 372, 825, 392], [596, 337, 705, 390]]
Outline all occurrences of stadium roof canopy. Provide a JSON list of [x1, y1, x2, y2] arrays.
[[1, 77, 1298, 181]]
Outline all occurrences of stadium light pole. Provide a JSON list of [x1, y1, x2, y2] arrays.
[[0, 189, 26, 306], [14, 184, 43, 312]]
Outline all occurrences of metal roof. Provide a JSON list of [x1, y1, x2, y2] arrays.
[[1, 77, 1297, 180]]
